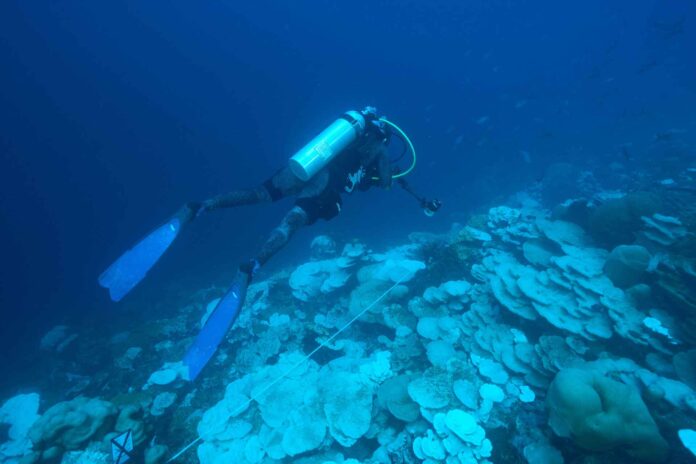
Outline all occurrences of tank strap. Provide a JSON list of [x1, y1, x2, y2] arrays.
[[340, 112, 362, 129]]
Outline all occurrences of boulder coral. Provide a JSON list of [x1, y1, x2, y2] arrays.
[[588, 192, 661, 247], [547, 367, 668, 462], [603, 244, 651, 288], [28, 397, 117, 461]]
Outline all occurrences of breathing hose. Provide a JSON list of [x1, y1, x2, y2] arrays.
[[373, 118, 416, 180]]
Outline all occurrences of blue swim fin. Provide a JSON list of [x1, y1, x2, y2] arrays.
[[99, 218, 181, 302], [182, 272, 249, 381]]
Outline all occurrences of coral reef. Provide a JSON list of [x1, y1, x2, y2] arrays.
[[3, 164, 696, 464]]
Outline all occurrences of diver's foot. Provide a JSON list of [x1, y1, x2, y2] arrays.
[[239, 259, 261, 281], [175, 202, 203, 224]]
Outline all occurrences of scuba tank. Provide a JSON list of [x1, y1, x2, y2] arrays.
[[289, 110, 367, 181]]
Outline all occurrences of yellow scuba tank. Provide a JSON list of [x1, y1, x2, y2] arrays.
[[289, 110, 367, 181]]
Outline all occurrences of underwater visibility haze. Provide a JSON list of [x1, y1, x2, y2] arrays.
[[1, 1, 696, 463]]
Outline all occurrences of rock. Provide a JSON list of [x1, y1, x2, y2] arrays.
[[604, 245, 651, 288]]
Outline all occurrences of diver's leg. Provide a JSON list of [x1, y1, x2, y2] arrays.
[[240, 206, 309, 276], [173, 187, 271, 226], [256, 206, 309, 265], [202, 186, 272, 211], [176, 167, 305, 224]]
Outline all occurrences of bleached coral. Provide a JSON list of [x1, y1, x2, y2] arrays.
[[198, 350, 392, 463], [0, 393, 40, 462]]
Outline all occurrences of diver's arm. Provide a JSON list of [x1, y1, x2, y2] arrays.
[[397, 178, 442, 216], [375, 144, 392, 189]]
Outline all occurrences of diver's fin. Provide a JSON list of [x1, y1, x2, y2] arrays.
[[98, 218, 181, 302], [182, 271, 249, 381]]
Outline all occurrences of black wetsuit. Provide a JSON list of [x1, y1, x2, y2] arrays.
[[263, 129, 391, 224], [191, 121, 392, 270]]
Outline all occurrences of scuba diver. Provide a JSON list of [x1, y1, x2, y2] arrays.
[[99, 106, 440, 380]]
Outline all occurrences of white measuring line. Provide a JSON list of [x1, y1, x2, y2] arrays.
[[167, 274, 408, 462]]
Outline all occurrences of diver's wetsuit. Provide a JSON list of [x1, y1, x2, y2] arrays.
[[181, 120, 392, 274]]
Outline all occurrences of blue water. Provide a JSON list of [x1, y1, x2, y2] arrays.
[[0, 1, 695, 462]]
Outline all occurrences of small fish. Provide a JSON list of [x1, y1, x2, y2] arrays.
[[515, 100, 527, 109], [454, 135, 464, 145], [476, 116, 489, 125], [520, 150, 531, 163], [652, 17, 684, 38], [637, 59, 659, 74], [654, 128, 685, 142]]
